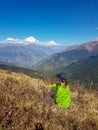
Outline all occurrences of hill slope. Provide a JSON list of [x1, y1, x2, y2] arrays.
[[0, 44, 53, 68], [0, 40, 67, 68], [33, 41, 98, 86], [0, 70, 98, 130], [33, 41, 98, 71], [53, 56, 98, 87]]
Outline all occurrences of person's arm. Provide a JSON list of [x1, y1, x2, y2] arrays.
[[49, 83, 57, 88]]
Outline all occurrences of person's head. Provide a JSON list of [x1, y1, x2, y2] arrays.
[[56, 72, 68, 85]]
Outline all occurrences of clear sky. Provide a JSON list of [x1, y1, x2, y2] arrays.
[[0, 0, 98, 44]]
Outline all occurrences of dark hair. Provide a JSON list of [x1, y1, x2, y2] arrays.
[[61, 79, 68, 86]]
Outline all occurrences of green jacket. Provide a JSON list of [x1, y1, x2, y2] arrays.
[[49, 83, 71, 108]]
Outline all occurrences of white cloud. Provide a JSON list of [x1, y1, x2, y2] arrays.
[[0, 36, 58, 46], [96, 27, 98, 30]]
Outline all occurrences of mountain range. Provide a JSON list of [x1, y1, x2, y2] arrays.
[[0, 37, 98, 86], [0, 36, 67, 68], [33, 41, 98, 86], [33, 41, 98, 70]]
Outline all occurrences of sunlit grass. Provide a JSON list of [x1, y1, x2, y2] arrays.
[[0, 69, 98, 130]]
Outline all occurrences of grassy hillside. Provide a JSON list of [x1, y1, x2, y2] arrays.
[[0, 70, 98, 130]]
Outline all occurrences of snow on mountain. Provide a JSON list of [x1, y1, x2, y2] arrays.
[[24, 36, 39, 44], [45, 41, 58, 46], [0, 36, 58, 46], [0, 36, 68, 68]]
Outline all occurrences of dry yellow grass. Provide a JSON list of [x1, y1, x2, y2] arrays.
[[0, 69, 98, 130]]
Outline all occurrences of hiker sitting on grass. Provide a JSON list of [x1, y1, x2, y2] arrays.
[[44, 72, 71, 108]]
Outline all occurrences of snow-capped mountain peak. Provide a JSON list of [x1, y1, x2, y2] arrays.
[[1, 36, 58, 46], [46, 41, 58, 46], [24, 36, 39, 44]]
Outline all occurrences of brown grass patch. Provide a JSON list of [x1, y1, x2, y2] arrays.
[[0, 70, 98, 130]]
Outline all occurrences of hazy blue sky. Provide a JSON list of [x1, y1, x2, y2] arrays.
[[0, 0, 98, 44]]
